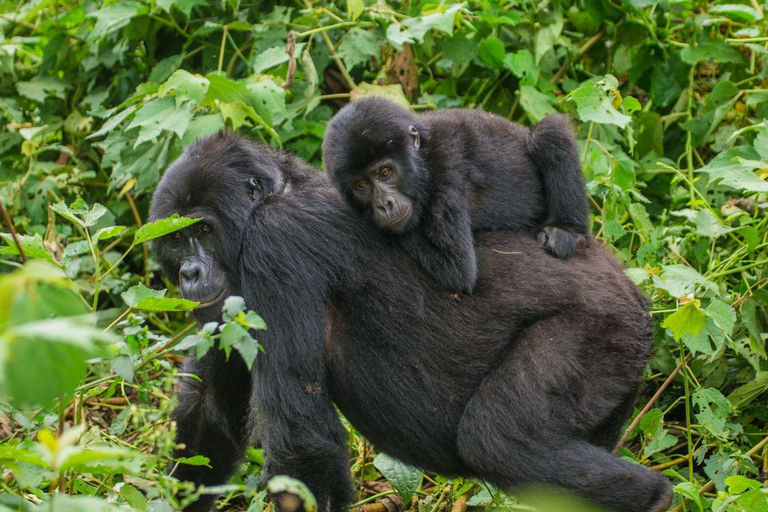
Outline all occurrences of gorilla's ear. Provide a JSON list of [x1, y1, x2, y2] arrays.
[[247, 177, 262, 201], [408, 125, 420, 150]]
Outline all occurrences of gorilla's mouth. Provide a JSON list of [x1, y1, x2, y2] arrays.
[[193, 288, 229, 311], [381, 206, 412, 231]]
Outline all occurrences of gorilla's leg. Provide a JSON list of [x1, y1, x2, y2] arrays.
[[456, 316, 672, 512], [172, 350, 252, 512]]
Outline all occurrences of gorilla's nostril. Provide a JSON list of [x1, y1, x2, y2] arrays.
[[180, 263, 201, 284]]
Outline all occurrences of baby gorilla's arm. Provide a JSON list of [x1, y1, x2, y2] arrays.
[[401, 190, 477, 294]]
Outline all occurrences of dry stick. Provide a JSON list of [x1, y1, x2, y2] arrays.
[[0, 200, 26, 263], [550, 29, 606, 84], [450, 492, 471, 512], [282, 31, 298, 89], [613, 355, 691, 454]]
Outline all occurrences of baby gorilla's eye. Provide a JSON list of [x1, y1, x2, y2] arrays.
[[198, 224, 211, 236], [380, 168, 392, 179], [171, 231, 183, 241], [355, 180, 368, 191]]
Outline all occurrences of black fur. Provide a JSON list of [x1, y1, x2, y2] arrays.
[[150, 133, 671, 512], [322, 97, 590, 293]]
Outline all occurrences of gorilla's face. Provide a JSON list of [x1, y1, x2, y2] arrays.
[[149, 133, 287, 320], [162, 220, 230, 311], [348, 159, 414, 233]]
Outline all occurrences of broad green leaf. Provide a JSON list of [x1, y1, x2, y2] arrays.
[[0, 233, 59, 265], [204, 74, 251, 107], [402, 3, 464, 42], [87, 1, 146, 39], [726, 475, 764, 494], [166, 70, 210, 104], [267, 476, 318, 512], [347, 0, 364, 20], [386, 23, 415, 48], [696, 146, 768, 192], [133, 214, 200, 245], [176, 455, 211, 466], [709, 4, 763, 22], [121, 283, 198, 311], [706, 299, 736, 337], [93, 226, 126, 241], [504, 50, 538, 86], [338, 29, 382, 70], [252, 46, 291, 74], [568, 76, 632, 128], [754, 129, 768, 160], [662, 301, 707, 341], [373, 453, 422, 504], [248, 79, 287, 127], [693, 388, 732, 437], [680, 40, 744, 64], [478, 36, 506, 70], [518, 86, 556, 123], [638, 409, 677, 457], [16, 76, 68, 103], [126, 97, 194, 146], [350, 83, 411, 109], [157, 0, 209, 18]]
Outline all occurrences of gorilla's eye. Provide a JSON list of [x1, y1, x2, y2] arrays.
[[355, 180, 368, 191], [171, 231, 183, 241], [198, 224, 211, 236], [380, 168, 392, 179]]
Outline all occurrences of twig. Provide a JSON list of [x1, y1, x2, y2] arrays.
[[551, 29, 606, 84], [613, 355, 691, 453], [0, 200, 26, 263], [670, 435, 768, 511], [450, 490, 472, 512], [282, 31, 298, 89]]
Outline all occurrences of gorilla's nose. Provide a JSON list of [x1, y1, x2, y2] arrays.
[[179, 260, 203, 296], [377, 197, 395, 218]]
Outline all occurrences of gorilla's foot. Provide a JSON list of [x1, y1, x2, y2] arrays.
[[538, 225, 589, 259], [649, 481, 674, 512]]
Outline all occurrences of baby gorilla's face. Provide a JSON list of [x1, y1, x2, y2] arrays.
[[349, 159, 414, 233]]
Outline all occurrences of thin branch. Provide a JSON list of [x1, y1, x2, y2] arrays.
[[0, 200, 27, 263], [282, 31, 298, 89]]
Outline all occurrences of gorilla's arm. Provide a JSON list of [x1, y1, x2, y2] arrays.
[[240, 201, 355, 512], [401, 187, 477, 294]]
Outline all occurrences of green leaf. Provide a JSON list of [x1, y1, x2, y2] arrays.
[[157, 0, 209, 18], [696, 146, 768, 192], [338, 29, 382, 70], [373, 453, 422, 504], [705, 299, 736, 337], [693, 388, 732, 437], [252, 46, 291, 75], [350, 83, 411, 109], [680, 40, 744, 64], [709, 4, 763, 22], [16, 76, 68, 103], [401, 3, 464, 42], [93, 226, 126, 241], [267, 476, 318, 512], [753, 129, 768, 161], [126, 97, 194, 146], [568, 76, 632, 128], [0, 234, 59, 265], [176, 455, 211, 466], [662, 301, 707, 341], [347, 0, 364, 20], [518, 86, 556, 123], [204, 74, 251, 107], [166, 70, 210, 104], [121, 283, 198, 311], [638, 409, 677, 457], [503, 50, 538, 86], [133, 214, 200, 245], [87, 1, 147, 39], [478, 36, 506, 70]]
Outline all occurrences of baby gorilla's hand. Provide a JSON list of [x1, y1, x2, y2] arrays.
[[538, 225, 590, 259]]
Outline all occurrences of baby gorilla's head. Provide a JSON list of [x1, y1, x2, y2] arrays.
[[322, 97, 430, 233]]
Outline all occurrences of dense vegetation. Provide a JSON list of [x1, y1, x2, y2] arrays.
[[0, 0, 766, 510]]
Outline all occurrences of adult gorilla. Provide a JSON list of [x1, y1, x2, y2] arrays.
[[149, 133, 671, 512]]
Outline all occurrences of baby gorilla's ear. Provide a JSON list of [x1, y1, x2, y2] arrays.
[[408, 125, 420, 150]]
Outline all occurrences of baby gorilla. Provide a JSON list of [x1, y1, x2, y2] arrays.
[[322, 97, 590, 294]]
